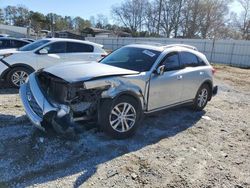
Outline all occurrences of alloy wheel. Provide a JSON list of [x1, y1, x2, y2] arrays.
[[11, 70, 28, 87], [197, 88, 208, 107], [109, 102, 137, 133]]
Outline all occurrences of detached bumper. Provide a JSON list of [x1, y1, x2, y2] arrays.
[[19, 73, 58, 131], [213, 85, 218, 96]]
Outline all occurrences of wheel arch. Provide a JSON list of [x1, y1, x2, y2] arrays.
[[1, 63, 35, 79]]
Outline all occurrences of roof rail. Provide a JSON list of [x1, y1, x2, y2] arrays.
[[163, 44, 198, 51], [134, 41, 165, 46]]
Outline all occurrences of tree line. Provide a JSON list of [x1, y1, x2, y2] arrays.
[[0, 0, 249, 40]]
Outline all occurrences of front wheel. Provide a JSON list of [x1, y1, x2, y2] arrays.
[[193, 84, 210, 111], [7, 67, 32, 88], [99, 96, 141, 139]]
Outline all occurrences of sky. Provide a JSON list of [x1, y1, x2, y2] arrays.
[[0, 0, 244, 21], [0, 0, 122, 20]]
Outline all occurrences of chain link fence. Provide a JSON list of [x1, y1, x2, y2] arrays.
[[86, 37, 250, 68]]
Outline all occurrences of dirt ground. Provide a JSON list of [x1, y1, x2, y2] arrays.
[[0, 65, 249, 188]]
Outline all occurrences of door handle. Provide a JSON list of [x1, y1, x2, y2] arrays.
[[177, 75, 183, 80]]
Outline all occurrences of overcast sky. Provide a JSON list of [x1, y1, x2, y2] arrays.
[[0, 0, 244, 21]]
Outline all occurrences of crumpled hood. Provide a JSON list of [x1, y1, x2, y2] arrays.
[[43, 61, 139, 83]]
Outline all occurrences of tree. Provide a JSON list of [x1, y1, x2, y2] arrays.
[[238, 0, 250, 39], [111, 0, 149, 35], [73, 16, 91, 32], [95, 14, 108, 28], [0, 8, 4, 24]]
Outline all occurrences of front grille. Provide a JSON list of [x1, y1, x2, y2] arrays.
[[26, 83, 43, 118]]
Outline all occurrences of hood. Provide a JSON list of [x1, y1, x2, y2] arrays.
[[43, 61, 139, 83]]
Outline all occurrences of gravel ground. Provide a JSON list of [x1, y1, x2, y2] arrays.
[[0, 65, 249, 188]]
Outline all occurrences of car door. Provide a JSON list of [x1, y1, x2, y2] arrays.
[[36, 41, 67, 69], [66, 42, 94, 61], [179, 51, 207, 101], [148, 52, 184, 111]]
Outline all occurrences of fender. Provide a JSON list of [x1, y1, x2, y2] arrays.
[[0, 63, 35, 79]]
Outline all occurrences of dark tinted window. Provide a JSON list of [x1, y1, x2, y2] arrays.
[[180, 52, 199, 67], [0, 39, 10, 49], [161, 52, 180, 71], [10, 40, 29, 48], [44, 42, 67, 53], [19, 39, 49, 51], [67, 42, 94, 53], [101, 47, 161, 72]]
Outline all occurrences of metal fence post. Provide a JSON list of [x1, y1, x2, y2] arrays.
[[229, 43, 235, 66]]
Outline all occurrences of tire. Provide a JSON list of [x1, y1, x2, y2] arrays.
[[99, 95, 142, 139], [193, 84, 211, 111], [7, 67, 32, 88]]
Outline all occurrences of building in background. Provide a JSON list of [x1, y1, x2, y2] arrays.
[[0, 24, 36, 38]]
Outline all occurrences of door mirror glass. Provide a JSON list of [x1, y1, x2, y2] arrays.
[[156, 65, 165, 75], [39, 48, 48, 54]]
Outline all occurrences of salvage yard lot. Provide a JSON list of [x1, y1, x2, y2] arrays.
[[0, 65, 249, 187]]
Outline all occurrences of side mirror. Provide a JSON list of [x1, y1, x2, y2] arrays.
[[39, 48, 48, 55], [156, 65, 165, 75]]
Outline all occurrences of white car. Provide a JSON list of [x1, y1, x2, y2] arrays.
[[0, 38, 107, 87]]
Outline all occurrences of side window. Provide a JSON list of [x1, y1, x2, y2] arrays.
[[0, 39, 10, 49], [161, 52, 180, 71], [43, 42, 67, 53], [67, 42, 94, 53], [180, 52, 200, 67], [10, 40, 29, 48]]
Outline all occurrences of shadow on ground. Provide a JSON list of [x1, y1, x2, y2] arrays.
[[0, 107, 205, 187]]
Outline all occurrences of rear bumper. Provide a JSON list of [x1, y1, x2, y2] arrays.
[[19, 73, 58, 131], [213, 85, 218, 96]]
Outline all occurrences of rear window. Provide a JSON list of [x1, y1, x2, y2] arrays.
[[67, 42, 94, 53]]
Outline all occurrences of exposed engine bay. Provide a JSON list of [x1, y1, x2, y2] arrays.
[[37, 71, 108, 122]]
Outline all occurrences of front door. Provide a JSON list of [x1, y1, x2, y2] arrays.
[[147, 52, 184, 111], [36, 42, 67, 69]]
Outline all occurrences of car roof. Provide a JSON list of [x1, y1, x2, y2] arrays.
[[44, 38, 103, 47], [125, 43, 198, 52]]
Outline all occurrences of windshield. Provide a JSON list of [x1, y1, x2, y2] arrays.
[[19, 39, 50, 51], [100, 47, 161, 72]]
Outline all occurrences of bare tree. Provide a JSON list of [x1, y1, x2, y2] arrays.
[[238, 0, 250, 39], [111, 0, 149, 35]]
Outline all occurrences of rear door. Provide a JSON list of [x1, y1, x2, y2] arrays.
[[36, 41, 67, 69], [179, 52, 208, 101], [66, 42, 94, 61], [148, 52, 184, 110]]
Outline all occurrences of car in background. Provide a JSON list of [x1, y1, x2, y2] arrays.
[[0, 37, 31, 50], [0, 34, 10, 37], [20, 38, 36, 43], [19, 44, 217, 139], [0, 38, 107, 87]]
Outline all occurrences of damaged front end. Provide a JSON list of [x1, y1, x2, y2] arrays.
[[19, 71, 109, 132]]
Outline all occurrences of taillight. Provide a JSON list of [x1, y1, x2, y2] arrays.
[[212, 67, 216, 75]]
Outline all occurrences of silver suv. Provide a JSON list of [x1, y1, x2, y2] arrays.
[[20, 44, 217, 139]]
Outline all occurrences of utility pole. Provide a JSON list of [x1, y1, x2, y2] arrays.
[[157, 0, 163, 36]]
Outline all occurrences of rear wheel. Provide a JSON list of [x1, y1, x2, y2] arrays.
[[193, 84, 210, 111], [99, 95, 141, 139], [7, 67, 32, 88]]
